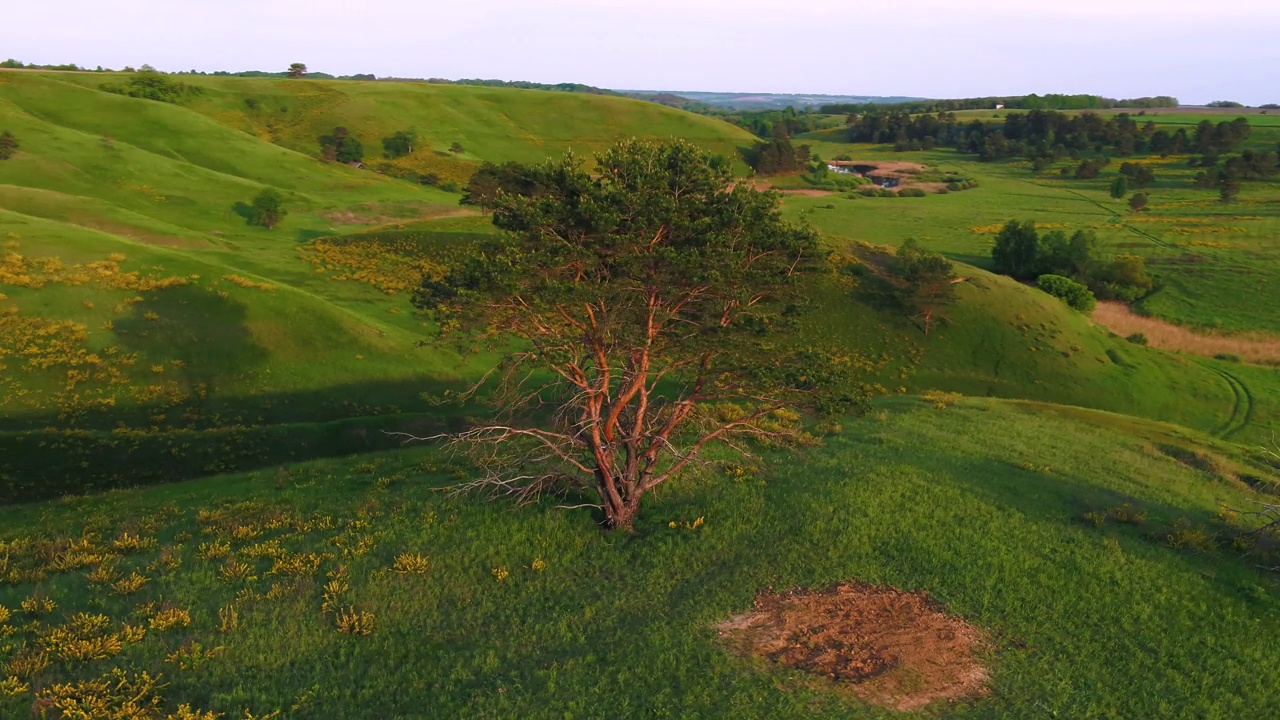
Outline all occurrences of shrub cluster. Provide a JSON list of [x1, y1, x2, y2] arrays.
[[1036, 274, 1096, 312], [991, 220, 1154, 302], [100, 68, 203, 104]]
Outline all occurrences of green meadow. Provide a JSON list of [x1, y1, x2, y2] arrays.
[[2, 71, 1280, 717], [2, 398, 1278, 718]]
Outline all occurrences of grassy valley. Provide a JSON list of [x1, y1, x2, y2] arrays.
[[2, 69, 1280, 719]]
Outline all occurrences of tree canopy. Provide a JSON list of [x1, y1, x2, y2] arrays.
[[889, 240, 958, 336], [381, 130, 416, 159], [413, 139, 864, 530], [248, 189, 287, 229], [318, 127, 364, 164], [990, 220, 1152, 301], [99, 69, 202, 104], [745, 131, 811, 175], [287, 63, 308, 79], [459, 161, 546, 211]]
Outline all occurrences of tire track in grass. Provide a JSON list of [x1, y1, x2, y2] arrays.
[[1055, 187, 1180, 250], [1203, 362, 1254, 439]]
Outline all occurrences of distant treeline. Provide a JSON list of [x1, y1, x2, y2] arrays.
[[723, 107, 834, 138], [847, 109, 1255, 161], [820, 94, 1180, 115], [434, 79, 617, 95], [0, 60, 618, 95], [1, 59, 106, 72]]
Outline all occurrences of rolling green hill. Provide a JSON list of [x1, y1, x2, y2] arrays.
[[1, 71, 1278, 503], [1, 397, 1277, 718], [0, 72, 756, 498]]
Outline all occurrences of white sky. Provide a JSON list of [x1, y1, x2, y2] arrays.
[[5, 1, 1279, 104]]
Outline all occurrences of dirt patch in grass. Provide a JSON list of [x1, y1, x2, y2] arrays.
[[1093, 302, 1280, 365], [717, 583, 988, 712], [827, 160, 928, 175]]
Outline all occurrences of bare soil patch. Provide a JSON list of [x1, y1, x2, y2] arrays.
[[827, 160, 928, 179], [717, 583, 988, 712], [1092, 302, 1280, 365]]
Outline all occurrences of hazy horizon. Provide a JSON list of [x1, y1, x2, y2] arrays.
[[6, 0, 1279, 105]]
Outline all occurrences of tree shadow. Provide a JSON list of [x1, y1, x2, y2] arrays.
[[113, 285, 270, 396], [231, 201, 254, 223], [295, 229, 332, 244]]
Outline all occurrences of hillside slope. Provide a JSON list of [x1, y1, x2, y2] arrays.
[[1, 397, 1276, 718], [38, 71, 759, 181], [1, 73, 1275, 500]]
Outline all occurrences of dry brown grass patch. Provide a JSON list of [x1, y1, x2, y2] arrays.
[[1093, 302, 1280, 365], [717, 583, 988, 712]]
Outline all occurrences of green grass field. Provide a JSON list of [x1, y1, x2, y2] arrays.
[[1, 398, 1277, 718], [4, 71, 1280, 718], [789, 135, 1280, 336]]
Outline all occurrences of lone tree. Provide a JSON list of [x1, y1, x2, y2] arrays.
[[248, 189, 286, 229], [889, 239, 959, 336], [1129, 192, 1150, 212], [318, 126, 364, 164], [991, 220, 1042, 280], [0, 130, 17, 160], [287, 63, 307, 79], [1219, 175, 1241, 203], [1110, 175, 1128, 200], [382, 129, 416, 159], [412, 139, 863, 530]]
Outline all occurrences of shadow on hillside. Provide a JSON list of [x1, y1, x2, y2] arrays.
[[295, 229, 332, 243], [831, 422, 1242, 560], [231, 201, 255, 223], [0, 374, 477, 504], [941, 252, 993, 270], [114, 285, 269, 396]]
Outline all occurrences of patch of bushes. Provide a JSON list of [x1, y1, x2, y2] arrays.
[[1214, 353, 1241, 363], [991, 220, 1154, 301], [382, 130, 416, 159], [921, 390, 962, 409], [1084, 503, 1148, 527], [1037, 274, 1096, 312], [857, 188, 927, 198], [1166, 518, 1217, 553], [318, 127, 364, 164], [1126, 333, 1149, 345], [946, 180, 980, 191], [1075, 157, 1111, 179], [802, 166, 870, 191], [745, 134, 811, 175], [1119, 162, 1155, 188], [100, 68, 203, 104]]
